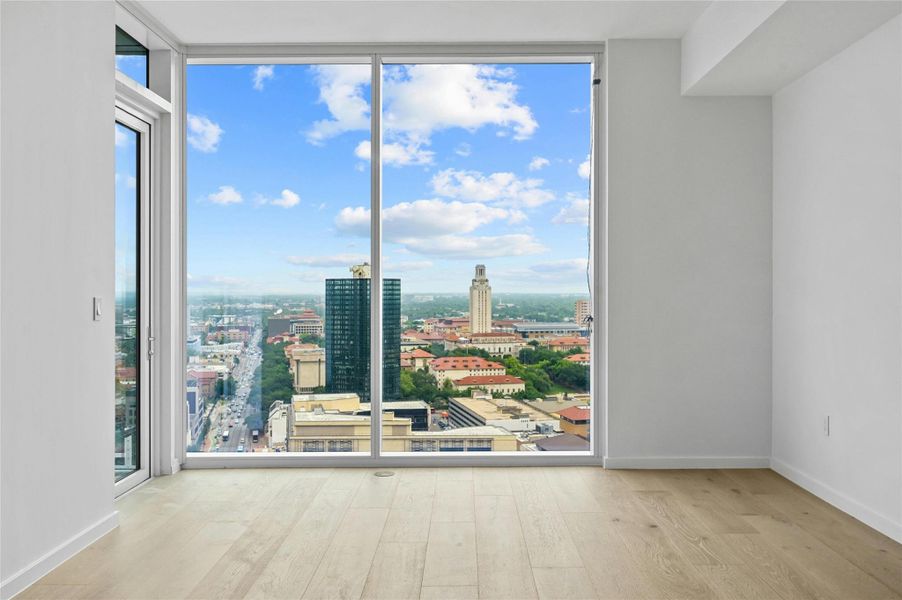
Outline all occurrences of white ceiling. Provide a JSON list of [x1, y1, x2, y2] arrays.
[[133, 0, 712, 46]]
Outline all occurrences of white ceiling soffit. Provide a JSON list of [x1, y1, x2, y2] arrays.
[[683, 0, 902, 96], [133, 0, 711, 46]]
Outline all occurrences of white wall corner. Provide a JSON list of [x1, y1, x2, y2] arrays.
[[771, 458, 902, 544], [0, 512, 118, 600], [681, 0, 783, 94]]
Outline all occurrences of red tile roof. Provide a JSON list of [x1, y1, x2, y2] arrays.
[[429, 357, 505, 371], [453, 375, 525, 385], [558, 406, 591, 422], [564, 353, 591, 363], [401, 348, 435, 359], [548, 336, 589, 347]]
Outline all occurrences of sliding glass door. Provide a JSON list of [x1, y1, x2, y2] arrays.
[[114, 108, 151, 492]]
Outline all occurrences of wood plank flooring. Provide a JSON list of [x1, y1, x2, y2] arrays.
[[19, 467, 902, 600]]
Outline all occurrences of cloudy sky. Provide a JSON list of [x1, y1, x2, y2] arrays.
[[184, 61, 592, 295]]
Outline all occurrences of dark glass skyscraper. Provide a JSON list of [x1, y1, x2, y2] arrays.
[[325, 274, 401, 403]]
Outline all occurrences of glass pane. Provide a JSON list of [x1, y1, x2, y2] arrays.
[[115, 122, 140, 480], [381, 62, 593, 453], [186, 63, 372, 454], [115, 27, 148, 87]]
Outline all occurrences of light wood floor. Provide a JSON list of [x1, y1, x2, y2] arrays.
[[20, 467, 902, 600]]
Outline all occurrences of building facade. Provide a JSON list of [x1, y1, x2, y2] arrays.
[[324, 265, 400, 403], [266, 400, 288, 451], [287, 344, 326, 392], [468, 264, 492, 334], [428, 356, 506, 385], [451, 374, 526, 395], [447, 332, 528, 357], [575, 299, 590, 327]]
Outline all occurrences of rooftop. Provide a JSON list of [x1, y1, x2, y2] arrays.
[[453, 375, 525, 385], [534, 433, 590, 451], [513, 322, 585, 332], [410, 425, 514, 438], [400, 348, 435, 359], [548, 336, 589, 346], [358, 400, 430, 411], [564, 353, 591, 362], [451, 396, 553, 422], [468, 332, 522, 339], [429, 356, 505, 371], [558, 406, 591, 423]]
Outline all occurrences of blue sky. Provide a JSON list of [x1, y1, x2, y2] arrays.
[[115, 123, 138, 305], [185, 62, 592, 295]]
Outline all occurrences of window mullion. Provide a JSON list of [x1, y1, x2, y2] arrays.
[[370, 55, 383, 459]]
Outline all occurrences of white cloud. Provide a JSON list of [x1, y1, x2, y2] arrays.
[[252, 65, 274, 91], [206, 185, 243, 205], [267, 189, 300, 208], [187, 114, 223, 153], [430, 168, 554, 208], [115, 127, 129, 147], [528, 156, 550, 171], [306, 65, 371, 145], [334, 198, 539, 258], [286, 253, 368, 267], [306, 64, 537, 165], [354, 140, 434, 166], [506, 209, 528, 224], [336, 199, 510, 239], [383, 65, 537, 141], [455, 143, 472, 157], [116, 173, 136, 189], [578, 155, 591, 179], [552, 193, 590, 225], [334, 206, 370, 236], [384, 258, 434, 272], [403, 234, 546, 258]]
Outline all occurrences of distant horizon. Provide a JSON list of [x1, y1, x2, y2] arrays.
[[187, 291, 591, 300]]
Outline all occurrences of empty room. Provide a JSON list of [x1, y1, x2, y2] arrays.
[[1, 1, 901, 599]]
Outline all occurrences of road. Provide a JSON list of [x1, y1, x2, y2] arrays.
[[204, 325, 263, 453]]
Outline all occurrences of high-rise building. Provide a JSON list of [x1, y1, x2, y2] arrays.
[[324, 264, 401, 403], [469, 264, 492, 333], [575, 299, 591, 326]]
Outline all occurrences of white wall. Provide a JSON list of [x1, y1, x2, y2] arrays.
[[1, 2, 118, 597], [771, 15, 902, 542], [605, 39, 773, 467]]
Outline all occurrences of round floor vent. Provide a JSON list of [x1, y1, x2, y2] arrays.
[[374, 471, 395, 478]]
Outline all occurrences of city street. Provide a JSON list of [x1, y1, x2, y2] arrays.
[[202, 325, 263, 452]]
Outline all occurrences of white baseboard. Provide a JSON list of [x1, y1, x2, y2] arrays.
[[1, 511, 118, 600], [604, 456, 771, 469], [770, 457, 902, 544]]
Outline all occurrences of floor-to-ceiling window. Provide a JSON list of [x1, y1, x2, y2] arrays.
[[185, 53, 597, 459], [114, 109, 150, 490], [186, 62, 373, 455], [377, 60, 593, 454]]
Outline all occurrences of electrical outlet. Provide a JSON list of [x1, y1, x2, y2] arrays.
[[824, 415, 831, 437]]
